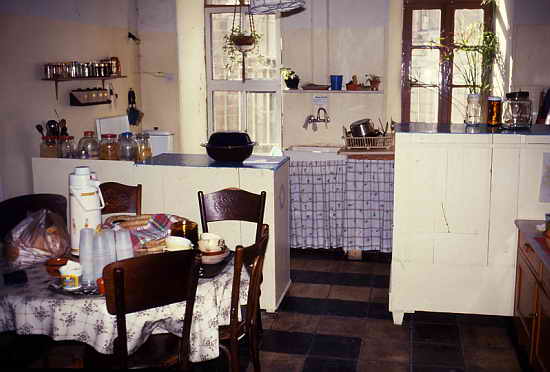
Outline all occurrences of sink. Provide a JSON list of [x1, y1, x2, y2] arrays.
[[283, 145, 346, 161]]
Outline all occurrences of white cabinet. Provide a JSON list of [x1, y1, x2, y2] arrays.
[[32, 156, 290, 312], [390, 131, 550, 325]]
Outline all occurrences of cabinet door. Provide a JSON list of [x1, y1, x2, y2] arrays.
[[515, 252, 538, 361], [393, 142, 491, 265], [534, 289, 550, 372]]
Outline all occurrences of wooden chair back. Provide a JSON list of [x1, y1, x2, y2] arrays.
[[0, 193, 67, 242], [197, 188, 266, 244], [99, 182, 142, 215], [102, 250, 201, 369], [235, 224, 269, 331]]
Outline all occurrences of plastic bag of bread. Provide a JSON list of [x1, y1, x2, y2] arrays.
[[4, 208, 70, 270]]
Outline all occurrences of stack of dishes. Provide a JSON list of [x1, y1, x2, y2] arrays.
[[198, 233, 229, 264]]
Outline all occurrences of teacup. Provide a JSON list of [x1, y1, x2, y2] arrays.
[[198, 233, 225, 252]]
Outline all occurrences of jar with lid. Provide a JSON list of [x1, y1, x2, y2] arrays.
[[59, 136, 75, 158], [118, 132, 137, 161], [465, 93, 481, 126], [99, 134, 119, 160], [40, 136, 59, 158], [135, 133, 152, 163], [487, 96, 502, 126], [77, 131, 99, 159], [502, 91, 532, 129]]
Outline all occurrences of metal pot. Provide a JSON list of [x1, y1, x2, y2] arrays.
[[349, 119, 374, 137]]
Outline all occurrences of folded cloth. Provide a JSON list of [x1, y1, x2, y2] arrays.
[[103, 214, 181, 251]]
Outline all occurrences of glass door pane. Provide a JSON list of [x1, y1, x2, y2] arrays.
[[411, 49, 440, 86], [412, 9, 441, 46], [411, 87, 439, 123], [246, 92, 279, 153], [213, 91, 242, 131]]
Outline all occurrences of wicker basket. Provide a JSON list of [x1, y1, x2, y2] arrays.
[[342, 127, 394, 150], [103, 214, 194, 253]]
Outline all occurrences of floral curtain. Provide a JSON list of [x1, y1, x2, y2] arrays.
[[289, 159, 394, 252]]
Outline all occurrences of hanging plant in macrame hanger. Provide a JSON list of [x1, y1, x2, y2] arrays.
[[226, 0, 261, 82]]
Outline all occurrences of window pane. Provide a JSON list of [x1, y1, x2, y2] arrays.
[[211, 13, 277, 80], [213, 91, 243, 131], [411, 49, 440, 85], [410, 87, 439, 123], [452, 49, 481, 86], [246, 92, 280, 152], [450, 87, 469, 124], [412, 10, 441, 46], [453, 10, 484, 88]]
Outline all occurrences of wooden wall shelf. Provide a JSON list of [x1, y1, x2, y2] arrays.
[[42, 75, 127, 100]]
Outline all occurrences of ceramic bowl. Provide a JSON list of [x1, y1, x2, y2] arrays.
[[201, 247, 230, 265], [165, 236, 193, 251]]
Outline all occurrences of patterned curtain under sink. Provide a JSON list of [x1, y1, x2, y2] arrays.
[[289, 159, 394, 253]]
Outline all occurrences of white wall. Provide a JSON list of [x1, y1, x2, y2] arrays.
[[0, 0, 140, 199], [281, 0, 388, 148]]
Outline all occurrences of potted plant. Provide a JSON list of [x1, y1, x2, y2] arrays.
[[367, 74, 382, 91], [281, 67, 300, 89], [223, 26, 262, 77]]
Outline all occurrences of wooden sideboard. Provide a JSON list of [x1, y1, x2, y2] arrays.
[[514, 220, 550, 372]]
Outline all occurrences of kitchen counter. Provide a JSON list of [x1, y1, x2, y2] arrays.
[[515, 220, 550, 269], [396, 122, 550, 135], [148, 153, 289, 170]]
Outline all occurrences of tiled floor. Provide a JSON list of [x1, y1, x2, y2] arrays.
[[1, 249, 526, 371]]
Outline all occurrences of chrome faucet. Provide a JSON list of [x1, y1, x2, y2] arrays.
[[303, 108, 330, 131]]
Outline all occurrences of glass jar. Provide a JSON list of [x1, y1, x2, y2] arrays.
[[487, 96, 502, 126], [77, 131, 99, 159], [118, 132, 137, 161], [99, 134, 119, 160], [59, 136, 75, 158], [465, 93, 481, 126], [502, 91, 532, 129], [135, 133, 152, 163], [40, 136, 59, 158]]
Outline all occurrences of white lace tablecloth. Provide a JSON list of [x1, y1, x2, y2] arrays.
[[0, 259, 248, 362]]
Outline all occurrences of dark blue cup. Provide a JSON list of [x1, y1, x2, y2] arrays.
[[330, 75, 343, 90]]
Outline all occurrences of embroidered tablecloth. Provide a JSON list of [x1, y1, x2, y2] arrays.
[[0, 259, 248, 362]]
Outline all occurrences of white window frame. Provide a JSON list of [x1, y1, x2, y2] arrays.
[[204, 6, 282, 152]]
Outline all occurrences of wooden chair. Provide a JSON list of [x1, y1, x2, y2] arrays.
[[197, 188, 266, 245], [219, 224, 269, 372], [99, 182, 142, 216], [0, 193, 67, 242], [197, 188, 267, 339], [100, 250, 201, 370]]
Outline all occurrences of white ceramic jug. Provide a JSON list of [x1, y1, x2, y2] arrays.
[[69, 166, 104, 255]]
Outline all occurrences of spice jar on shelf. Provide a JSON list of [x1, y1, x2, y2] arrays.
[[135, 133, 152, 163], [118, 132, 137, 161], [40, 136, 59, 158], [77, 131, 99, 159], [99, 133, 119, 160], [59, 136, 75, 158]]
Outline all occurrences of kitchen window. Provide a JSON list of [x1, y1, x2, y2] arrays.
[[205, 2, 281, 154], [402, 0, 493, 124]]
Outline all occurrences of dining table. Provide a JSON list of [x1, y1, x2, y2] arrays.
[[0, 252, 248, 363]]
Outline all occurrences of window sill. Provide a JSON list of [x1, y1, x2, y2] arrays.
[[283, 89, 383, 94]]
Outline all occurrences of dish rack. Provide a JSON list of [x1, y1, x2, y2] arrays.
[[342, 127, 394, 150]]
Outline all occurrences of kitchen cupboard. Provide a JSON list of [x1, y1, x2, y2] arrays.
[[31, 154, 290, 312], [514, 220, 550, 372], [390, 124, 550, 325]]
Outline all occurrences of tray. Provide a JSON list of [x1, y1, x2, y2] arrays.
[[48, 282, 102, 297], [200, 251, 234, 278]]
